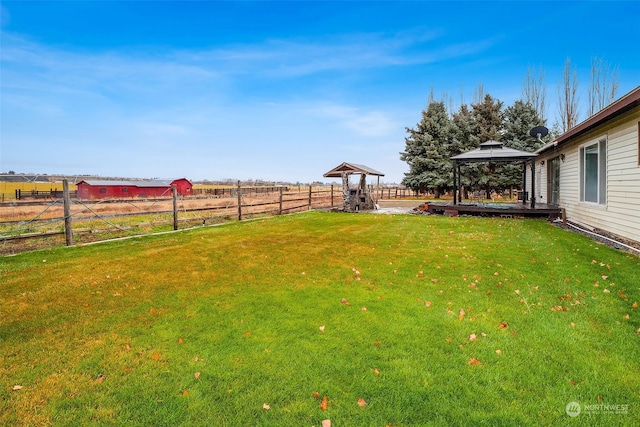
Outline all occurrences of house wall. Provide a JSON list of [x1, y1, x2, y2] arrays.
[[537, 108, 640, 243]]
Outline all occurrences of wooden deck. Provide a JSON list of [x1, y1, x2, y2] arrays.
[[424, 202, 562, 219]]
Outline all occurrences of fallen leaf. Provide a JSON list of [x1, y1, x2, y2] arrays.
[[374, 340, 381, 346], [597, 395, 603, 402], [12, 385, 23, 391], [425, 301, 432, 307], [498, 322, 508, 329], [313, 391, 320, 399], [244, 332, 251, 337], [182, 390, 189, 396], [178, 338, 184, 344], [357, 398, 368, 407], [319, 325, 325, 332], [469, 334, 477, 342], [481, 332, 487, 337], [569, 380, 577, 386], [152, 353, 161, 360], [263, 403, 270, 410], [322, 420, 331, 427], [458, 309, 466, 320], [373, 368, 380, 376], [514, 289, 520, 295], [320, 395, 328, 411], [495, 349, 502, 355], [623, 314, 630, 320], [632, 302, 638, 310], [361, 307, 367, 311], [341, 298, 350, 306], [194, 372, 200, 380], [95, 374, 105, 384], [124, 344, 131, 352], [468, 358, 481, 366]]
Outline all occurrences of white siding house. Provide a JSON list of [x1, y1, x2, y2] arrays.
[[535, 86, 640, 243]]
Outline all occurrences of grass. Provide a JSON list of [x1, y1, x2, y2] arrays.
[[1, 211, 639, 426]]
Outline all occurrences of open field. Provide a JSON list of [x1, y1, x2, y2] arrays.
[[2, 212, 639, 425]]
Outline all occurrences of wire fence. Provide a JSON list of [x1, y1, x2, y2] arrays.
[[0, 184, 424, 255]]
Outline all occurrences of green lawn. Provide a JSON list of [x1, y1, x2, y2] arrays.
[[1, 211, 639, 426]]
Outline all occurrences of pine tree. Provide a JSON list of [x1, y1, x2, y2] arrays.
[[471, 94, 504, 142], [499, 100, 546, 189], [468, 94, 504, 196], [400, 101, 452, 197], [450, 104, 478, 198]]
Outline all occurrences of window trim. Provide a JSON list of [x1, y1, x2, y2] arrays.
[[579, 136, 607, 205]]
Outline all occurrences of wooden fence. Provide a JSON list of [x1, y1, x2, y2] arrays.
[[0, 183, 425, 254]]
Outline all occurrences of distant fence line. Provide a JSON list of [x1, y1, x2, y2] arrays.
[[5, 185, 418, 202], [0, 182, 424, 254]]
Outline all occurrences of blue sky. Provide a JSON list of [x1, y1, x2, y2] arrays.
[[1, 1, 639, 184]]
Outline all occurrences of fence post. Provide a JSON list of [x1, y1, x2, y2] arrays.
[[63, 179, 74, 246], [172, 185, 178, 230], [308, 185, 312, 210], [278, 187, 283, 215], [237, 180, 242, 221]]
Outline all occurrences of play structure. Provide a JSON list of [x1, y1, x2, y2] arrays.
[[323, 162, 384, 212]]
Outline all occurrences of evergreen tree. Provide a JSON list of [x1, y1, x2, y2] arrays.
[[468, 94, 504, 195], [471, 94, 504, 142], [498, 100, 546, 189], [450, 104, 478, 197], [400, 101, 452, 197]]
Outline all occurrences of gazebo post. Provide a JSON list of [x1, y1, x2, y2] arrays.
[[521, 163, 527, 204], [453, 162, 457, 205], [530, 161, 536, 208], [457, 163, 462, 202]]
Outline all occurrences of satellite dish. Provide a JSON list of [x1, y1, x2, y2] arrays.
[[529, 126, 549, 138]]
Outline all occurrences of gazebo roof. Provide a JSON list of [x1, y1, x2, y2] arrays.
[[323, 162, 385, 177], [450, 141, 538, 163]]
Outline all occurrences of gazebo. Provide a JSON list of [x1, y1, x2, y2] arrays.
[[450, 141, 538, 208], [323, 162, 384, 212]]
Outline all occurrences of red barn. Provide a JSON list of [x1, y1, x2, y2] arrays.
[[77, 178, 192, 200]]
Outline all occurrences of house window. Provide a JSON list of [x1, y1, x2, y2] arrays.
[[99, 188, 107, 194], [579, 138, 606, 204], [123, 187, 128, 193]]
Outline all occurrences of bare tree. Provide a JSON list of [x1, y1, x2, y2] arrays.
[[557, 58, 580, 132], [522, 65, 547, 123], [588, 56, 619, 116], [473, 84, 484, 105]]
